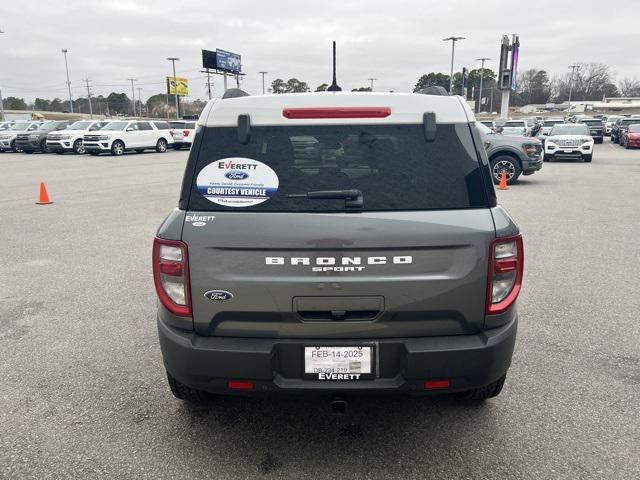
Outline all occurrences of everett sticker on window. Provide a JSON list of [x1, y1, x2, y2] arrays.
[[196, 157, 279, 207]]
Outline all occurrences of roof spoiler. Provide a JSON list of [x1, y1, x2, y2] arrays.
[[417, 86, 449, 96], [223, 88, 250, 99]]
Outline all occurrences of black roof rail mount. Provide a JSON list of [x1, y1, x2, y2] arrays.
[[223, 88, 250, 99]]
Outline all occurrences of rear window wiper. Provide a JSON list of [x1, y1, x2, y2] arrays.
[[287, 189, 363, 208]]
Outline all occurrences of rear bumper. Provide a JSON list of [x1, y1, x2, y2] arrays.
[[158, 315, 517, 395]]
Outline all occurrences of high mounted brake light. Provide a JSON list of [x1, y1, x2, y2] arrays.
[[486, 234, 523, 315], [282, 107, 391, 119], [153, 238, 192, 317]]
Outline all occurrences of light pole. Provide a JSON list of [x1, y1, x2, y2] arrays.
[[83, 78, 93, 118], [259, 71, 268, 94], [368, 78, 376, 91], [167, 57, 180, 119], [475, 57, 491, 113], [127, 78, 137, 117], [137, 87, 143, 116], [443, 36, 465, 93], [61, 48, 74, 113], [568, 64, 579, 104]]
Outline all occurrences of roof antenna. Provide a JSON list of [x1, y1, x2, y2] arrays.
[[327, 41, 342, 92]]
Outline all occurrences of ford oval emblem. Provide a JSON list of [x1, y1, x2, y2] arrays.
[[204, 290, 234, 302], [225, 170, 249, 180]]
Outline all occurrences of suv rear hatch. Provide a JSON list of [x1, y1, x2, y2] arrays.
[[181, 119, 496, 339]]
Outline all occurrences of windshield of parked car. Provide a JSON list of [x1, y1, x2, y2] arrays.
[[188, 123, 488, 212], [101, 122, 128, 131], [504, 121, 525, 128], [9, 122, 30, 131], [68, 121, 91, 130], [619, 118, 640, 127], [628, 124, 640, 133], [0, 123, 12, 130], [581, 120, 602, 126], [543, 120, 563, 126], [37, 123, 60, 131], [550, 124, 590, 136]]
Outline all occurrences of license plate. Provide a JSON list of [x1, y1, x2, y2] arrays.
[[563, 149, 573, 153], [304, 346, 373, 380]]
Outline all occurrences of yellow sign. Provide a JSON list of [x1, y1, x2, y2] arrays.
[[167, 76, 189, 96]]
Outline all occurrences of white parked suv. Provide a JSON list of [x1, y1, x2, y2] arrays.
[[168, 120, 197, 149], [544, 123, 594, 163], [47, 120, 110, 154], [0, 121, 42, 152], [83, 120, 172, 156], [502, 119, 529, 136]]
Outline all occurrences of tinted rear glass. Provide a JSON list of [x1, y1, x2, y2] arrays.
[[154, 122, 170, 129], [187, 123, 488, 212], [582, 120, 602, 126], [504, 121, 524, 127]]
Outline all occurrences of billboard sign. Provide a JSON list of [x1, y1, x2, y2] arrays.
[[166, 76, 189, 96], [215, 49, 242, 73]]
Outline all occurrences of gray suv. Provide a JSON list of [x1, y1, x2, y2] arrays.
[[477, 122, 543, 185], [154, 91, 523, 405], [14, 120, 71, 153]]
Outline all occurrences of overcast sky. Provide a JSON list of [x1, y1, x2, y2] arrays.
[[1, 0, 638, 103]]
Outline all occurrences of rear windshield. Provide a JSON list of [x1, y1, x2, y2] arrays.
[[186, 123, 488, 212], [543, 120, 562, 126], [628, 124, 640, 133], [581, 120, 602, 126], [504, 121, 524, 127], [620, 118, 640, 126]]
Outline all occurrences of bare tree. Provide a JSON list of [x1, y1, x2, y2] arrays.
[[551, 62, 618, 102], [618, 77, 640, 97]]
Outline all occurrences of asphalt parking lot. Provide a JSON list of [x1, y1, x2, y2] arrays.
[[1, 142, 639, 479]]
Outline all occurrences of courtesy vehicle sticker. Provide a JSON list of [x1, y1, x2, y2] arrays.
[[196, 158, 279, 207]]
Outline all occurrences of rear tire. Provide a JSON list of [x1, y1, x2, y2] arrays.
[[40, 139, 51, 153], [156, 138, 168, 153], [166, 372, 208, 403], [111, 140, 125, 156], [462, 375, 506, 401], [490, 155, 521, 185]]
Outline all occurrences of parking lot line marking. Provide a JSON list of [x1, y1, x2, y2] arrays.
[[607, 142, 618, 151]]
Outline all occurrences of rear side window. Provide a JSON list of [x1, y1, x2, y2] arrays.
[[154, 122, 171, 130], [137, 122, 152, 131], [186, 123, 488, 212]]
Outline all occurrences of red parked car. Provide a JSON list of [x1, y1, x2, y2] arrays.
[[620, 124, 640, 149]]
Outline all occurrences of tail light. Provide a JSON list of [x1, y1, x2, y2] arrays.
[[486, 235, 523, 315], [152, 238, 192, 317], [183, 130, 190, 137], [282, 107, 391, 119]]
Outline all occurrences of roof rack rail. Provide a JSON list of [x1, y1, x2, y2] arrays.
[[222, 88, 250, 99], [417, 86, 450, 96]]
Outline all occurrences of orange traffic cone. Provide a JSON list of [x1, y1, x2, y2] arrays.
[[498, 170, 508, 190], [36, 182, 53, 205]]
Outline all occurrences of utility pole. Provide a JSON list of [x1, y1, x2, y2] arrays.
[[206, 71, 213, 99], [443, 36, 465, 93], [568, 64, 579, 104], [259, 71, 268, 94], [61, 49, 74, 113], [83, 78, 93, 118], [127, 78, 137, 117], [475, 57, 491, 113], [167, 57, 180, 119], [137, 87, 143, 117], [368, 78, 376, 91]]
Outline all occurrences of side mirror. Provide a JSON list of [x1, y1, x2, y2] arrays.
[[126, 127, 135, 132]]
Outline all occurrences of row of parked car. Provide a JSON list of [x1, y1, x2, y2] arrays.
[[480, 114, 640, 148], [0, 118, 197, 155]]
